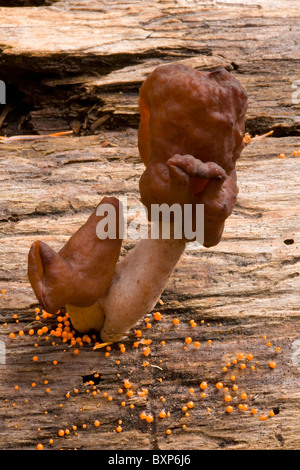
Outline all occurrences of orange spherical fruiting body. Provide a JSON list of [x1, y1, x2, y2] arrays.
[[124, 379, 132, 389], [146, 414, 154, 423], [259, 415, 268, 421]]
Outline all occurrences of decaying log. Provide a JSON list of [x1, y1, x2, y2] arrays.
[[0, 0, 299, 451], [1, 131, 299, 450]]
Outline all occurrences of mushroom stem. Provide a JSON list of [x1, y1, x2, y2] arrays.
[[99, 227, 186, 342]]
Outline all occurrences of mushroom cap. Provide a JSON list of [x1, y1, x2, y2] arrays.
[[27, 196, 123, 314], [138, 63, 248, 173]]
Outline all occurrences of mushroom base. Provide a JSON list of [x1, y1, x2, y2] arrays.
[[66, 232, 186, 343], [66, 302, 105, 334]]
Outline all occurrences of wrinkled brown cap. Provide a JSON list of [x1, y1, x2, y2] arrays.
[[138, 64, 247, 171], [137, 63, 248, 246], [28, 196, 122, 313]]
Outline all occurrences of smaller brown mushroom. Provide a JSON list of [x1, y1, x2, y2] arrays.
[[28, 196, 122, 331]]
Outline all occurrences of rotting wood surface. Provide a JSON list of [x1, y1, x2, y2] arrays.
[[0, 0, 299, 451]]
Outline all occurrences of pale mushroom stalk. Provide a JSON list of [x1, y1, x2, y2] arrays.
[[99, 226, 186, 342], [66, 154, 232, 341]]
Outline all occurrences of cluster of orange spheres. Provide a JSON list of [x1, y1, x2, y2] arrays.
[[8, 302, 282, 449], [139, 412, 154, 423]]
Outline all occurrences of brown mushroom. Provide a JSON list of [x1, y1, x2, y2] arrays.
[[28, 63, 248, 342]]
